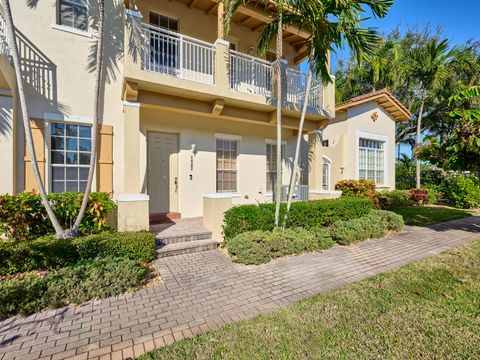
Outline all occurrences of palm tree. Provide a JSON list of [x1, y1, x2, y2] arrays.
[[408, 39, 454, 188], [0, 0, 66, 237], [72, 0, 105, 235], [268, 0, 393, 223], [222, 0, 285, 226]]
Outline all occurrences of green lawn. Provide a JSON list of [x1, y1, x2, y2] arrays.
[[393, 205, 474, 226], [140, 239, 480, 360]]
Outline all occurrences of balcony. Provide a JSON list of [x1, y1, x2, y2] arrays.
[[124, 14, 335, 121]]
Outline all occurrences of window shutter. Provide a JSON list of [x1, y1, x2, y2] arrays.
[[97, 124, 113, 194], [24, 119, 46, 192]]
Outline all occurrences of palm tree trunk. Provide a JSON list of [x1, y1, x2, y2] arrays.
[[1, 0, 65, 237], [284, 49, 313, 226], [72, 0, 105, 234], [397, 142, 401, 160], [415, 98, 425, 189], [274, 11, 283, 227]]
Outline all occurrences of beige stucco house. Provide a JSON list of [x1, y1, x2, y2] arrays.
[[0, 0, 410, 233]]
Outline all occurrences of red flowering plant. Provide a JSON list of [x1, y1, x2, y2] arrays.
[[409, 188, 429, 205]]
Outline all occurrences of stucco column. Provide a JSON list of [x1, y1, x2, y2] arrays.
[[214, 39, 230, 93], [117, 101, 149, 232], [280, 59, 288, 108], [308, 131, 322, 190], [0, 92, 15, 194]]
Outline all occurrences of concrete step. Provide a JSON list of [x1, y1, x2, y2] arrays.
[[156, 230, 212, 245], [156, 239, 219, 258]]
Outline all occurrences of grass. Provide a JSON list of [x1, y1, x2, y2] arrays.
[[139, 239, 480, 360], [393, 205, 474, 226]]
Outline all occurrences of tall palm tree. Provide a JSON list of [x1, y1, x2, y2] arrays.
[[408, 38, 454, 188], [0, 0, 65, 237], [265, 0, 393, 223], [222, 0, 285, 226], [72, 0, 105, 235]]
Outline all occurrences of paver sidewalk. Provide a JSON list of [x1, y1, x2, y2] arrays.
[[1, 216, 479, 360]]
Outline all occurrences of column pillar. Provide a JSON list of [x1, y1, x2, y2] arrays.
[[214, 39, 230, 92], [117, 101, 149, 232], [0, 91, 14, 194]]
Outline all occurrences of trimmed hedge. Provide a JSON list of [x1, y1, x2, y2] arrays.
[[0, 192, 116, 241], [330, 210, 404, 245], [377, 190, 414, 210], [0, 257, 148, 317], [223, 197, 374, 243], [0, 232, 156, 276], [226, 210, 403, 264], [226, 228, 334, 265]]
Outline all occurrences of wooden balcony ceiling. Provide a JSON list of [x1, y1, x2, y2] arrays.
[[176, 0, 309, 61]]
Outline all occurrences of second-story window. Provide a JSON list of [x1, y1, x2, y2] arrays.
[[148, 12, 179, 71], [58, 0, 88, 31]]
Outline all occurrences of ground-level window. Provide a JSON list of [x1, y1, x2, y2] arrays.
[[50, 122, 92, 193], [216, 139, 238, 192], [359, 138, 385, 184], [58, 0, 88, 31], [322, 156, 331, 190], [266, 143, 285, 193]]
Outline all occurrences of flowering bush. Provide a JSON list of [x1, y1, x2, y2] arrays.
[[335, 179, 379, 207], [409, 188, 429, 205]]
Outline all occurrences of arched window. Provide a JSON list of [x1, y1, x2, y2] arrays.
[[322, 156, 331, 190]]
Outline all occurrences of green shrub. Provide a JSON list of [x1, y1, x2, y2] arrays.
[[226, 228, 333, 265], [223, 197, 374, 243], [0, 257, 148, 317], [440, 175, 480, 209], [329, 210, 404, 245], [377, 190, 414, 210], [73, 232, 156, 262], [0, 192, 116, 241], [0, 232, 156, 275]]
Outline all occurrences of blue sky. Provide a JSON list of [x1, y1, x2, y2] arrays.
[[330, 0, 480, 70]]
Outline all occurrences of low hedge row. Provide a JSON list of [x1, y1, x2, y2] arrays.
[[329, 210, 404, 245], [223, 197, 374, 243], [226, 210, 404, 265], [0, 257, 148, 317], [0, 232, 156, 276]]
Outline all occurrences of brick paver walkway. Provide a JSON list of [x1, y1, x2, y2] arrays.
[[1, 216, 479, 360]]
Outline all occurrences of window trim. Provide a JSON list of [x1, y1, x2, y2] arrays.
[[46, 119, 96, 194], [356, 131, 389, 186], [215, 136, 240, 193], [56, 0, 89, 33]]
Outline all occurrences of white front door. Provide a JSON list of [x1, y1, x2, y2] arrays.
[[147, 132, 179, 214]]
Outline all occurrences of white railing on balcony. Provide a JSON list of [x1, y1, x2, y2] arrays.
[[141, 23, 215, 85], [229, 50, 274, 97], [0, 14, 10, 60], [286, 68, 323, 111]]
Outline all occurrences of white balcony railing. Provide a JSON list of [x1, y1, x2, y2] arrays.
[[229, 50, 274, 97], [0, 14, 10, 60], [141, 23, 215, 85], [286, 68, 323, 111]]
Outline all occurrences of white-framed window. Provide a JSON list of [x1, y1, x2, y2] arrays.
[[322, 156, 331, 190], [266, 143, 285, 193], [58, 0, 88, 31], [50, 121, 92, 193], [216, 138, 238, 193], [359, 138, 385, 184]]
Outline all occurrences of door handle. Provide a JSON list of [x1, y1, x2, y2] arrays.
[[174, 177, 178, 193]]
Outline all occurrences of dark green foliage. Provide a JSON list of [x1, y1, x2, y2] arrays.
[[440, 175, 480, 209], [223, 197, 374, 242], [0, 257, 148, 317], [73, 232, 156, 262], [0, 192, 116, 240], [0, 232, 156, 275], [377, 190, 414, 210], [226, 228, 333, 265], [330, 210, 404, 245]]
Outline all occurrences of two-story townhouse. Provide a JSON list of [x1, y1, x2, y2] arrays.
[[0, 0, 410, 235]]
